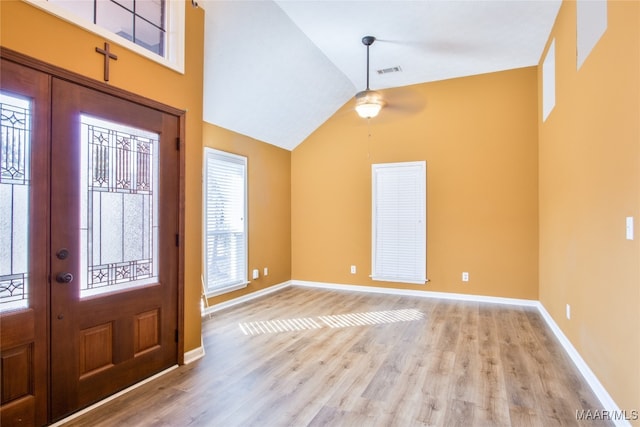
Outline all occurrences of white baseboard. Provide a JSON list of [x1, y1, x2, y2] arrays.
[[202, 280, 292, 315], [292, 279, 539, 307], [184, 343, 205, 364]]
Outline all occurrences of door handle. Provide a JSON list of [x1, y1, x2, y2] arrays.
[[56, 272, 74, 283]]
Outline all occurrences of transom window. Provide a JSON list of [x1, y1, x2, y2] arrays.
[[24, 0, 185, 72], [50, 0, 166, 56]]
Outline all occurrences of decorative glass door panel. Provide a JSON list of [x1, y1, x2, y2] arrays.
[[80, 115, 159, 298], [0, 92, 31, 312]]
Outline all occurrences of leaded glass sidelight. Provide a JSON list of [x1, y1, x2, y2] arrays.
[[80, 115, 159, 298], [0, 92, 31, 312]]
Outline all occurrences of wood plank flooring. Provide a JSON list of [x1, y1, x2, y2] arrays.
[[60, 286, 611, 426]]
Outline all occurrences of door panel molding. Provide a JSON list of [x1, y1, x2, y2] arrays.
[[78, 323, 114, 378], [134, 309, 161, 356], [1, 344, 34, 403]]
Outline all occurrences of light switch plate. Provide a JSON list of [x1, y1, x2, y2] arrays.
[[626, 216, 634, 240]]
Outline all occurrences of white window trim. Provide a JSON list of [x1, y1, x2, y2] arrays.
[[23, 0, 185, 74], [203, 148, 248, 298], [371, 161, 427, 285]]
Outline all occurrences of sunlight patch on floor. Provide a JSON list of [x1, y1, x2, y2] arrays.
[[239, 317, 322, 335], [238, 309, 425, 335]]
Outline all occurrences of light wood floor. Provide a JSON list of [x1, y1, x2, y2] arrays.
[[61, 286, 611, 426]]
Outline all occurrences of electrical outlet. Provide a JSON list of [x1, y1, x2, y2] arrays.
[[462, 272, 469, 282], [252, 269, 259, 280], [350, 265, 356, 274], [566, 304, 571, 320]]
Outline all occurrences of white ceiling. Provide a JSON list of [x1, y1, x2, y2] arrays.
[[200, 0, 561, 151]]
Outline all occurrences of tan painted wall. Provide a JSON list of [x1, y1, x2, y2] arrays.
[[292, 67, 539, 300], [202, 123, 292, 306], [0, 0, 205, 352], [538, 0, 640, 417]]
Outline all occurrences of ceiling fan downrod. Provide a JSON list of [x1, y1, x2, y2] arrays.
[[355, 35, 384, 119], [362, 35, 375, 90]]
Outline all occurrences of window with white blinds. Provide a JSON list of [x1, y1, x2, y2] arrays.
[[203, 148, 247, 296], [371, 161, 426, 284]]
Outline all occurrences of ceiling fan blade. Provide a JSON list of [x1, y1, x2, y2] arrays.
[[331, 85, 427, 125], [380, 86, 427, 116], [376, 38, 478, 56]]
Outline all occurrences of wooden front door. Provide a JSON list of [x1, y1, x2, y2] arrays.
[[0, 59, 49, 427], [49, 78, 180, 421], [1, 55, 182, 425]]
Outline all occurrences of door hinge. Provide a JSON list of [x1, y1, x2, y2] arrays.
[[176, 137, 181, 151], [175, 329, 179, 343], [175, 234, 179, 247]]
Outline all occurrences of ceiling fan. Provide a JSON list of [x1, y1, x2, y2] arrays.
[[355, 36, 385, 119], [350, 36, 427, 123]]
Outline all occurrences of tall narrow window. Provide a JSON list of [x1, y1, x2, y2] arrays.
[[0, 93, 31, 311], [372, 161, 426, 285], [542, 39, 556, 122], [577, 0, 607, 70], [203, 148, 247, 296]]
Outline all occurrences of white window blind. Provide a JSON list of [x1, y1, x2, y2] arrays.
[[372, 161, 426, 284], [204, 148, 247, 296]]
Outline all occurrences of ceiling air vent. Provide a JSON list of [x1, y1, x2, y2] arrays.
[[377, 66, 402, 75]]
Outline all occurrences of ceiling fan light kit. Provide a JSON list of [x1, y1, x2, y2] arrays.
[[355, 35, 385, 119], [355, 89, 384, 119]]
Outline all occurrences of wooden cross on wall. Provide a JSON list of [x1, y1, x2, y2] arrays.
[[95, 42, 118, 82]]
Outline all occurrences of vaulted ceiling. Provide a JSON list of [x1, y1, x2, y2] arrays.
[[200, 1, 561, 151]]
